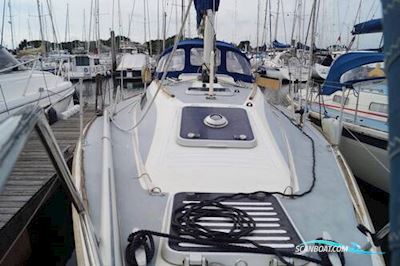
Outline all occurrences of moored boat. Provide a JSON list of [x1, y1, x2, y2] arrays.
[[0, 45, 77, 123], [305, 51, 389, 192]]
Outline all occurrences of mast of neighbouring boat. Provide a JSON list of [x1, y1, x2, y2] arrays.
[[261, 0, 268, 49], [36, 0, 46, 55], [290, 0, 298, 46], [143, 0, 147, 53], [256, 0, 260, 54], [95, 0, 100, 55], [7, 0, 14, 50], [146, 0, 153, 56], [82, 9, 86, 44], [127, 0, 136, 41], [86, 0, 93, 53], [181, 0, 185, 38], [45, 0, 60, 52], [162, 0, 166, 50], [382, 0, 400, 264], [304, 0, 318, 113], [1, 0, 5, 46], [64, 4, 70, 43], [273, 0, 280, 43], [268, 0, 272, 45]]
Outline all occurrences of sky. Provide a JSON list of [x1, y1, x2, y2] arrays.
[[1, 0, 382, 50]]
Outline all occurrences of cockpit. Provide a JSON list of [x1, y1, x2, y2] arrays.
[[155, 39, 254, 83]]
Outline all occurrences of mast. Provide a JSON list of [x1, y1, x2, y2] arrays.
[[268, 0, 272, 44], [28, 18, 32, 41], [181, 0, 185, 38], [262, 0, 268, 47], [233, 0, 237, 43], [143, 0, 147, 51], [82, 9, 86, 44], [274, 0, 280, 42], [95, 0, 100, 55], [117, 0, 122, 37], [45, 0, 59, 51], [8, 0, 14, 50], [297, 0, 302, 43], [256, 0, 260, 53], [157, 0, 160, 40], [187, 0, 191, 38], [305, 0, 318, 112], [280, 0, 287, 43], [87, 0, 93, 52], [36, 0, 45, 54], [175, 0, 178, 34], [194, 0, 219, 96], [65, 4, 70, 43], [127, 0, 136, 40], [162, 1, 166, 50], [147, 0, 152, 55], [1, 0, 5, 46], [290, 0, 298, 45]]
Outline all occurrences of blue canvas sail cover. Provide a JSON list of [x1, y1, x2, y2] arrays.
[[352, 18, 383, 35], [272, 40, 290, 49], [320, 52, 384, 95], [194, 0, 220, 27]]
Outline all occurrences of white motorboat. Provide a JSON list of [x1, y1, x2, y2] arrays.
[[116, 53, 150, 81], [65, 54, 108, 80], [0, 45, 76, 123]]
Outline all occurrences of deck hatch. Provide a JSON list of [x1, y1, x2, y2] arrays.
[[178, 106, 256, 148], [168, 192, 303, 253]]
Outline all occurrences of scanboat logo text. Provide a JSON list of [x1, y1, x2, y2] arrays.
[[295, 240, 385, 255]]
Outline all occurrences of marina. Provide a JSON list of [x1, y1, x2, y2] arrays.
[[0, 0, 397, 265]]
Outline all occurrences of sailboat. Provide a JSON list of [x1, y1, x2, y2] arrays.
[[301, 19, 388, 192], [72, 1, 384, 265], [305, 51, 389, 193], [0, 45, 77, 122]]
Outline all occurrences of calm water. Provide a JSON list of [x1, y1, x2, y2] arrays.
[[41, 79, 389, 265]]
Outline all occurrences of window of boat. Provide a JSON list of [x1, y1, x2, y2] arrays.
[[75, 56, 90, 66], [190, 48, 221, 66], [156, 49, 185, 72], [369, 102, 388, 114], [332, 95, 349, 105], [226, 51, 252, 75], [0, 46, 19, 71], [341, 62, 385, 84]]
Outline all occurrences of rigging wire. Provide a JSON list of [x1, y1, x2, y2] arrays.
[[111, 0, 194, 132]]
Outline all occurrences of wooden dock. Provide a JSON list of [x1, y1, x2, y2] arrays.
[[0, 105, 96, 263]]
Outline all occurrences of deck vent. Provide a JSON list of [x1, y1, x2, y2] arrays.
[[167, 192, 304, 254], [203, 114, 228, 128]]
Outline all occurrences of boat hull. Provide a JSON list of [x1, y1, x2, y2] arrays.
[[309, 114, 389, 192]]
